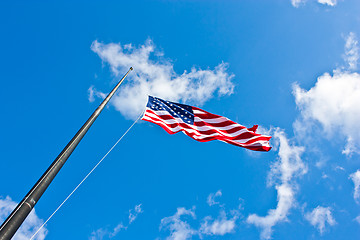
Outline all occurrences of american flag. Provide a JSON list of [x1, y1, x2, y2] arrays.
[[142, 96, 271, 151]]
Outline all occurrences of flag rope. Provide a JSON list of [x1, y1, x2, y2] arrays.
[[29, 111, 144, 240]]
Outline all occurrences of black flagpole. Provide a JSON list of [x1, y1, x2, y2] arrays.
[[0, 67, 133, 240]]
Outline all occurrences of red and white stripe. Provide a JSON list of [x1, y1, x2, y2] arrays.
[[142, 106, 271, 151]]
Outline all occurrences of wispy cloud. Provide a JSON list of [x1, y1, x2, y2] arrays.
[[335, 166, 345, 171], [159, 191, 241, 239], [90, 39, 234, 120], [89, 220, 130, 239], [206, 190, 222, 207], [291, 0, 306, 8], [350, 170, 360, 203], [344, 32, 359, 71], [293, 33, 360, 156], [129, 204, 142, 224], [305, 206, 336, 234], [88, 86, 106, 103], [247, 129, 306, 239], [159, 207, 197, 240], [199, 210, 238, 236], [89, 204, 142, 240], [291, 0, 337, 7], [200, 190, 239, 236], [109, 223, 127, 238], [89, 224, 127, 240], [355, 215, 360, 224], [318, 0, 337, 6], [0, 196, 48, 240]]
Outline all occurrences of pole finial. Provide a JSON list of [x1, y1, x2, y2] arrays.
[[130, 67, 133, 71]]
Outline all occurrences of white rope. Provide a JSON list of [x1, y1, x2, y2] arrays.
[[29, 112, 143, 240]]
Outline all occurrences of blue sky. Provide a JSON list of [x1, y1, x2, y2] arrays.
[[1, 0, 360, 239]]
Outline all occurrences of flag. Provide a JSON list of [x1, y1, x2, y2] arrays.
[[142, 96, 272, 151]]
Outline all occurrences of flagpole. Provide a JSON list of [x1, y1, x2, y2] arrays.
[[0, 67, 133, 240]]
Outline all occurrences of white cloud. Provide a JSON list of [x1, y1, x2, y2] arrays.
[[88, 86, 95, 102], [199, 210, 238, 236], [90, 39, 234, 120], [89, 204, 142, 240], [90, 228, 109, 240], [159, 193, 242, 239], [305, 206, 336, 234], [344, 32, 359, 71], [88, 86, 105, 103], [268, 130, 307, 185], [109, 223, 126, 238], [247, 129, 306, 239], [291, 0, 338, 7], [247, 184, 294, 239], [318, 0, 337, 6], [355, 215, 360, 224], [293, 71, 360, 155], [291, 0, 306, 7], [335, 166, 345, 171], [159, 207, 197, 240], [0, 196, 48, 240], [90, 224, 127, 240], [293, 33, 360, 156], [207, 190, 222, 206], [129, 204, 143, 224], [350, 170, 360, 203]]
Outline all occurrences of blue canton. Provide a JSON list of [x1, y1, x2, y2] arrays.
[[147, 96, 194, 124]]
